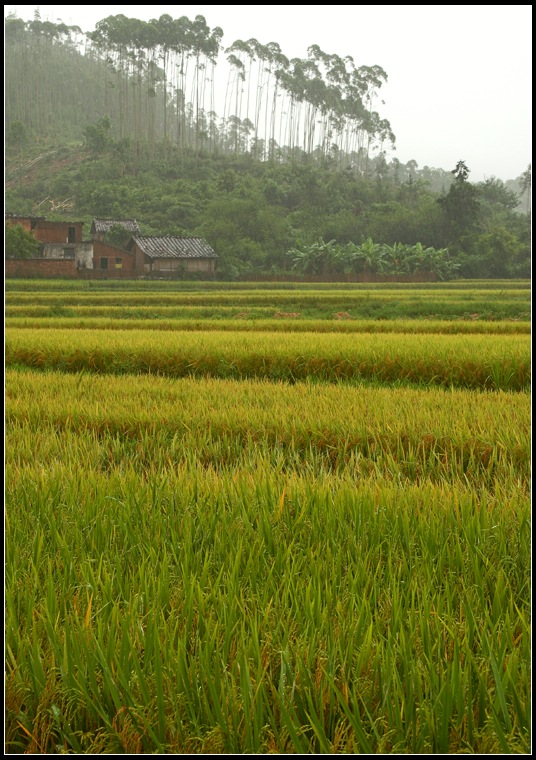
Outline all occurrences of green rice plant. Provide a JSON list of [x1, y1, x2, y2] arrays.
[[5, 464, 530, 753], [5, 327, 530, 390], [5, 315, 531, 335], [5, 283, 531, 322], [5, 282, 531, 753], [5, 278, 531, 293], [5, 369, 530, 487]]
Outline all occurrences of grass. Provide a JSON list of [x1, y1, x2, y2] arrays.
[[5, 465, 531, 753], [4, 287, 531, 322], [4, 316, 531, 334], [4, 280, 531, 754], [5, 327, 530, 390]]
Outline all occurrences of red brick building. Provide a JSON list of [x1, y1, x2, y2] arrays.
[[92, 239, 137, 273], [6, 214, 83, 244]]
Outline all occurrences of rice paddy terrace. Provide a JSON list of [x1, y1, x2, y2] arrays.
[[5, 279, 531, 754]]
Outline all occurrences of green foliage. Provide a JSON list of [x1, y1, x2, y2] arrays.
[[5, 140, 530, 279], [105, 224, 131, 248], [287, 238, 459, 279], [471, 227, 526, 278], [438, 160, 481, 240], [83, 117, 111, 155], [3, 295, 532, 753], [477, 177, 519, 210], [6, 120, 29, 149], [4, 14, 531, 283], [519, 165, 531, 216], [5, 224, 39, 259]]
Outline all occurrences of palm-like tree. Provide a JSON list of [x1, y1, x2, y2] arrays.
[[357, 238, 386, 274], [382, 242, 410, 274]]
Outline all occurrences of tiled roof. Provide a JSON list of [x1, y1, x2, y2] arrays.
[[133, 236, 217, 259], [92, 219, 140, 233]]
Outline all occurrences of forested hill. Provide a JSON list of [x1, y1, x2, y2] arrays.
[[5, 13, 531, 278]]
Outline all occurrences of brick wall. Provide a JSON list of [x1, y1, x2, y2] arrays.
[[34, 221, 84, 244], [93, 240, 136, 271], [5, 258, 77, 278], [239, 273, 439, 283]]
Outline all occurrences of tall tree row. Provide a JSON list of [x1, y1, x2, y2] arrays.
[[5, 11, 394, 169]]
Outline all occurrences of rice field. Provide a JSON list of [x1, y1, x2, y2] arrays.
[[5, 280, 531, 754]]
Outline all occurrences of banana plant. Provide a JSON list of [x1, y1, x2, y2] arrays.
[[381, 242, 411, 274], [356, 237, 387, 274]]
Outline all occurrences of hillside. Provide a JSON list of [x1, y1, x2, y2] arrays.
[[5, 13, 531, 279]]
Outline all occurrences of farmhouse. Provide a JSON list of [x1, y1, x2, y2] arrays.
[[90, 218, 140, 242], [127, 235, 218, 275], [6, 214, 90, 275], [6, 214, 218, 279]]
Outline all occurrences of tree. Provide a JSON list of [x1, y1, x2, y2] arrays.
[[476, 177, 518, 210], [472, 226, 525, 278], [5, 224, 40, 258], [6, 120, 28, 150], [452, 159, 469, 182], [438, 160, 480, 242], [520, 164, 531, 216], [83, 116, 111, 154], [105, 224, 131, 248]]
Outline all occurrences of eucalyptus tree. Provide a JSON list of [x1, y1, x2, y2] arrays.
[[225, 47, 247, 150], [248, 38, 267, 151], [224, 39, 253, 136], [188, 16, 223, 152], [170, 16, 195, 149], [267, 54, 290, 156], [5, 13, 94, 139], [205, 29, 223, 152], [345, 64, 391, 172], [127, 18, 152, 150], [405, 159, 419, 182], [327, 54, 355, 161], [277, 57, 321, 156], [151, 14, 176, 143], [246, 38, 288, 159], [390, 157, 402, 186], [260, 42, 286, 160], [88, 15, 133, 139], [5, 16, 32, 129], [27, 12, 60, 134]]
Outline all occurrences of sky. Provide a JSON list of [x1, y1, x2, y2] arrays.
[[4, 4, 532, 182]]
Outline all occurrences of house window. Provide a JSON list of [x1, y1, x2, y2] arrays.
[[68, 226, 76, 243], [63, 247, 75, 259], [100, 258, 108, 270], [115, 257, 123, 269]]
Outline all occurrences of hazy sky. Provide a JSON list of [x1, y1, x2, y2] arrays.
[[5, 4, 532, 181]]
